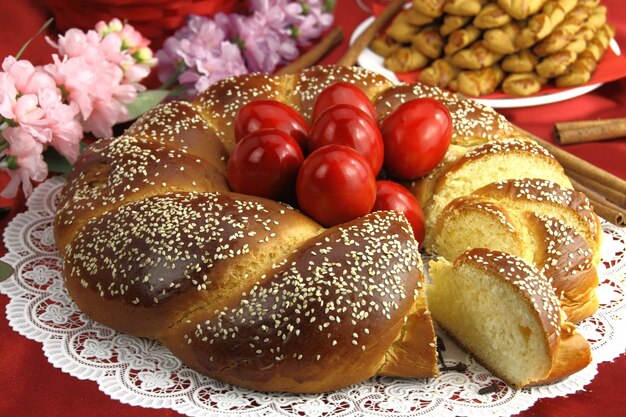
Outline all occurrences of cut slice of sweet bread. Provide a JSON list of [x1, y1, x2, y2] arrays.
[[430, 192, 599, 322], [471, 178, 603, 264], [427, 249, 592, 388], [411, 138, 573, 247]]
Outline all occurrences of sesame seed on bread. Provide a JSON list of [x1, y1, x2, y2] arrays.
[[55, 65, 598, 393]]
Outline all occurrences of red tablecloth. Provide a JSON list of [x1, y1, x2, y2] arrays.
[[1, 1, 625, 416]]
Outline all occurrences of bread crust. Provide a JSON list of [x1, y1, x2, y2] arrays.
[[164, 212, 437, 392], [55, 65, 598, 392], [432, 193, 600, 322]]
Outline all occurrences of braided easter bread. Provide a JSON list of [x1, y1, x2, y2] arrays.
[[430, 178, 601, 323], [55, 65, 596, 392]]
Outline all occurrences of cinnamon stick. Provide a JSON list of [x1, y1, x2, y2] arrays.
[[555, 118, 626, 145], [276, 27, 344, 75], [336, 0, 407, 67], [565, 168, 626, 208], [518, 127, 626, 197], [569, 178, 626, 227]]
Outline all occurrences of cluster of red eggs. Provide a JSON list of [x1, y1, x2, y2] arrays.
[[227, 82, 453, 243]]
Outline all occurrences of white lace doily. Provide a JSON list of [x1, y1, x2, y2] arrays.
[[2, 176, 625, 417]]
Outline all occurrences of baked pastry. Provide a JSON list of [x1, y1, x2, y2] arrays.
[[370, 35, 402, 58], [412, 25, 445, 59], [515, 0, 578, 50], [484, 22, 523, 54], [407, 7, 437, 26], [444, 24, 481, 56], [501, 72, 546, 95], [427, 249, 592, 387], [440, 15, 471, 36], [532, 3, 594, 57], [448, 64, 505, 96], [473, 2, 512, 29], [501, 49, 539, 73], [384, 47, 430, 72], [55, 65, 599, 393], [386, 10, 422, 43], [412, 0, 448, 18], [536, 50, 577, 78], [374, 81, 523, 146], [372, 0, 614, 96], [497, 0, 549, 20], [451, 41, 504, 70], [430, 178, 601, 322], [556, 23, 614, 87], [444, 0, 488, 16], [56, 66, 442, 393], [411, 138, 573, 245], [419, 58, 460, 88]]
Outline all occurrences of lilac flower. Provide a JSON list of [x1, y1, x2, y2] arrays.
[[156, 15, 247, 97], [230, 12, 299, 73], [179, 41, 247, 96], [292, 0, 334, 46], [156, 0, 336, 95]]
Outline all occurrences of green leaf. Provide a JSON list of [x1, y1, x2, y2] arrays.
[[43, 142, 88, 174], [43, 147, 72, 174], [125, 90, 170, 121], [0, 260, 14, 283]]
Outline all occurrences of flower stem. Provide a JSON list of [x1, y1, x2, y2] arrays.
[[0, 134, 8, 154], [158, 61, 186, 91], [15, 17, 54, 60]]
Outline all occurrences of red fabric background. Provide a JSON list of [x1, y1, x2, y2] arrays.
[[0, 1, 625, 416]]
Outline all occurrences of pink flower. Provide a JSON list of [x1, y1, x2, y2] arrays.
[[52, 28, 104, 64], [46, 21, 155, 137], [97, 18, 151, 53], [224, 12, 298, 73], [0, 56, 83, 196], [1, 127, 48, 198], [37, 87, 82, 163], [1, 57, 57, 95], [45, 54, 132, 137]]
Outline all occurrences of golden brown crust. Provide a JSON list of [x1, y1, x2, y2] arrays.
[[456, 249, 562, 359], [497, 0, 549, 20], [428, 251, 559, 389], [473, 178, 602, 261], [163, 212, 434, 392], [54, 135, 230, 256], [449, 65, 505, 97], [525, 213, 599, 323], [540, 321, 592, 384], [474, 2, 511, 29], [501, 72, 546, 96], [424, 139, 568, 206], [63, 192, 321, 339], [56, 65, 598, 393], [432, 193, 599, 322], [195, 73, 289, 153], [374, 82, 520, 146]]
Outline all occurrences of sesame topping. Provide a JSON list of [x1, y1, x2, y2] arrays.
[[375, 82, 518, 145], [185, 211, 422, 365], [460, 249, 562, 336], [476, 178, 599, 244], [66, 192, 293, 306]]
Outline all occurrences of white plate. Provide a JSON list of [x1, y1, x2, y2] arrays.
[[350, 16, 622, 109]]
